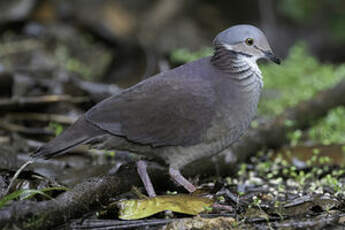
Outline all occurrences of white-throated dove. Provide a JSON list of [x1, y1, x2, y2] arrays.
[[32, 25, 280, 197]]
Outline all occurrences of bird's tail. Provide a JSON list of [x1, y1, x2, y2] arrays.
[[31, 116, 104, 159]]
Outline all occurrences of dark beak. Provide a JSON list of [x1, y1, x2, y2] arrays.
[[264, 51, 281, 65]]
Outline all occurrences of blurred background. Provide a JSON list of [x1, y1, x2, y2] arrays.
[[0, 0, 344, 88]]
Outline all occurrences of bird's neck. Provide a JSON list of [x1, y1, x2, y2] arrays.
[[211, 44, 263, 89]]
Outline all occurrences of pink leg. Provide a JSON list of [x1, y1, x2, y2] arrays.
[[136, 160, 156, 197], [169, 167, 196, 193]]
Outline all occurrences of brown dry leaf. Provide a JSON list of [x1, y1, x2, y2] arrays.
[[118, 194, 214, 220]]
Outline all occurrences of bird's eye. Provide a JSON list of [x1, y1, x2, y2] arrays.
[[245, 38, 254, 46]]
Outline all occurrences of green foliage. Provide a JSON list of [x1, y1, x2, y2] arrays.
[[55, 45, 92, 80], [287, 129, 303, 146], [308, 106, 345, 144], [322, 174, 341, 193], [0, 187, 69, 208], [278, 0, 345, 40], [48, 122, 64, 136], [259, 42, 345, 116], [278, 0, 320, 24], [238, 163, 247, 177], [170, 47, 213, 64], [250, 196, 262, 208], [241, 152, 345, 196], [0, 189, 51, 208], [105, 150, 116, 158]]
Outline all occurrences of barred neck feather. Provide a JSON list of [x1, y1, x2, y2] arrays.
[[211, 44, 263, 91]]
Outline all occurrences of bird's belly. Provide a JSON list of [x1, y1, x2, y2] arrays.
[[156, 109, 255, 169], [95, 100, 257, 169]]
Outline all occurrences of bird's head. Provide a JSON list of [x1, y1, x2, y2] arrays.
[[214, 24, 280, 65]]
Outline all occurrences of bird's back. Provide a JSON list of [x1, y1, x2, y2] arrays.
[[85, 57, 219, 147]]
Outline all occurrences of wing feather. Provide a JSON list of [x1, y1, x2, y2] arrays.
[[85, 74, 216, 147]]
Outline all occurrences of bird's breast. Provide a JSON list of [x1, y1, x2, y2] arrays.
[[205, 76, 261, 146]]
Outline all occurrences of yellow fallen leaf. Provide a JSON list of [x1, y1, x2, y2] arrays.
[[118, 194, 214, 220]]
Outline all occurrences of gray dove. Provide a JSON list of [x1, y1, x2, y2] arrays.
[[32, 24, 280, 197]]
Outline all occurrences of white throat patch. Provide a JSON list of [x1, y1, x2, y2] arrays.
[[223, 44, 262, 75], [241, 56, 262, 75]]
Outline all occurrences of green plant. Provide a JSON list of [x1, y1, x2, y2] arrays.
[[48, 122, 64, 136], [259, 42, 345, 116], [308, 106, 345, 144], [287, 129, 303, 146], [278, 0, 345, 40], [0, 187, 69, 208]]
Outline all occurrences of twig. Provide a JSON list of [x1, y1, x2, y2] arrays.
[[65, 218, 174, 230], [5, 160, 33, 195], [0, 95, 89, 111], [0, 163, 167, 229], [0, 121, 54, 135], [7, 113, 78, 124]]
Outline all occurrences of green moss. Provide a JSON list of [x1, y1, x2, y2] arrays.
[[308, 106, 345, 144], [259, 42, 345, 116]]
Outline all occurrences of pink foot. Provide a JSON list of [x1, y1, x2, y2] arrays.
[[169, 167, 196, 193]]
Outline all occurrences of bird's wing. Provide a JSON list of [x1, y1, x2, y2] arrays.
[[85, 74, 216, 147]]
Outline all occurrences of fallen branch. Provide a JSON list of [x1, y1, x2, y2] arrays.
[[64, 218, 174, 229], [7, 113, 78, 125], [0, 163, 167, 230], [0, 95, 89, 111], [0, 121, 54, 136]]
